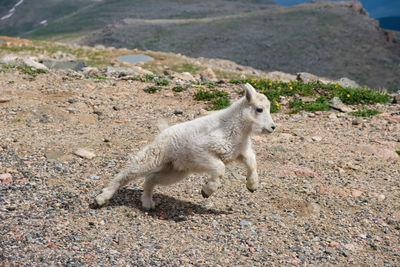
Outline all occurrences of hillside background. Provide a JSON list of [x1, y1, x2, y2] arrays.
[[0, 0, 399, 92]]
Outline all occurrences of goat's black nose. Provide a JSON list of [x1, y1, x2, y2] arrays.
[[271, 125, 277, 130]]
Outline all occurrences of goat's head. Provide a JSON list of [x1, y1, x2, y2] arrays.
[[243, 83, 277, 134]]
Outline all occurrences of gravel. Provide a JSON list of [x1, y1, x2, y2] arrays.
[[0, 68, 399, 266]]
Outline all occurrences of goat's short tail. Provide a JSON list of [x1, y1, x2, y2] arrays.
[[94, 142, 166, 206]]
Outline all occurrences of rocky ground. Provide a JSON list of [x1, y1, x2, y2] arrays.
[[0, 63, 400, 266]]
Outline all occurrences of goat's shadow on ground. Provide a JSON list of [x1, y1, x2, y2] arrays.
[[91, 188, 231, 222]]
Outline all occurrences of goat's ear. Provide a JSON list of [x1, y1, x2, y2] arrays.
[[244, 83, 257, 103]]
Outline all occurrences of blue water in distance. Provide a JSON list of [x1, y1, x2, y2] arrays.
[[116, 54, 154, 64]]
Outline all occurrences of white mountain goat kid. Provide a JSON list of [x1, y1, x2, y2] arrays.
[[94, 83, 276, 209]]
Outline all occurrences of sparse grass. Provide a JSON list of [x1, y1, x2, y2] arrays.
[[143, 86, 161, 94], [145, 74, 155, 81], [154, 78, 169, 86], [172, 86, 186, 92], [171, 63, 202, 74], [396, 151, 400, 157], [352, 109, 380, 117]]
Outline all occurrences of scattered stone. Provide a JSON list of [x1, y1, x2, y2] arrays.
[[239, 220, 252, 227], [352, 118, 362, 125], [174, 72, 196, 82], [199, 109, 209, 116], [173, 109, 183, 115], [328, 241, 340, 248], [45, 149, 63, 161], [274, 162, 317, 177], [328, 113, 337, 119], [199, 68, 217, 82], [0, 173, 12, 180], [113, 104, 123, 111], [66, 108, 77, 114], [329, 97, 353, 112], [82, 67, 100, 75], [74, 149, 96, 159], [89, 175, 100, 180], [392, 94, 400, 104], [312, 136, 322, 142], [358, 145, 399, 160], [0, 97, 11, 103], [352, 189, 363, 197]]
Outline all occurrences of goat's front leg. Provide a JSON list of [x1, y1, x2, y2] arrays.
[[201, 159, 225, 198], [241, 148, 259, 192]]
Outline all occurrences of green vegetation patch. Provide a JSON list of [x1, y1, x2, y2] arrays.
[[230, 79, 390, 114], [352, 109, 380, 117], [194, 87, 230, 110], [171, 63, 202, 74], [396, 151, 400, 156], [154, 78, 169, 86], [143, 86, 161, 94], [172, 86, 186, 92]]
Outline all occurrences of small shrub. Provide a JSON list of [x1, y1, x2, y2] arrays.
[[352, 109, 380, 117], [172, 86, 185, 92], [396, 150, 400, 156], [303, 97, 330, 112], [130, 76, 145, 82], [92, 76, 107, 80], [144, 74, 155, 81], [155, 78, 169, 86], [143, 86, 161, 93], [17, 65, 48, 76], [206, 96, 231, 110]]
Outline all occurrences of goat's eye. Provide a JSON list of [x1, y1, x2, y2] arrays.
[[256, 108, 263, 113]]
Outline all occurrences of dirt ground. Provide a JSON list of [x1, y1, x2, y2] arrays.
[[1, 68, 399, 266]]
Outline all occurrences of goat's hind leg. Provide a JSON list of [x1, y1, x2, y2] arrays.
[[95, 168, 137, 207], [141, 167, 189, 209]]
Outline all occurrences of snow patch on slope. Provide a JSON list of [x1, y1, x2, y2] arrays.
[[1, 0, 24, 21]]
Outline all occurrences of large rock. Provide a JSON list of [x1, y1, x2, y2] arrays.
[[173, 72, 196, 82], [199, 68, 217, 82], [336, 77, 360, 88], [42, 60, 85, 71], [266, 71, 296, 82], [329, 97, 353, 112], [1, 55, 48, 70], [296, 72, 320, 83]]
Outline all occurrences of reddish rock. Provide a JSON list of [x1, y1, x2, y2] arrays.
[[329, 241, 340, 248], [358, 145, 398, 160], [0, 173, 12, 180], [274, 163, 317, 177], [352, 189, 363, 197]]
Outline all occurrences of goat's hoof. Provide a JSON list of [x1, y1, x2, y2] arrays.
[[201, 189, 209, 198], [247, 187, 256, 193], [90, 198, 104, 209]]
